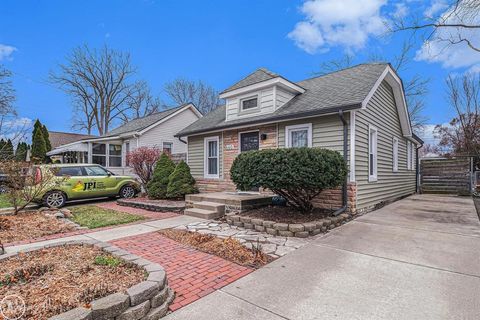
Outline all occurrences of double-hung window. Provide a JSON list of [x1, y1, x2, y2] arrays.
[[92, 143, 107, 167], [285, 123, 312, 148], [368, 126, 378, 182], [392, 137, 399, 172], [108, 144, 122, 167], [407, 141, 412, 170], [163, 142, 173, 154], [204, 136, 219, 178]]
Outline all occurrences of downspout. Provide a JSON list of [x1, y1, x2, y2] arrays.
[[415, 141, 423, 193], [178, 136, 187, 144], [333, 110, 348, 216]]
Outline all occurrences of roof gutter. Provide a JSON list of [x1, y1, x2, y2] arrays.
[[175, 103, 361, 138], [332, 109, 348, 217]]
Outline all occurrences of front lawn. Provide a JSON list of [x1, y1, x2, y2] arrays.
[[70, 205, 144, 229], [0, 194, 26, 209]]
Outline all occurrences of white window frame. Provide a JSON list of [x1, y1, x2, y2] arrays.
[[392, 137, 399, 173], [162, 141, 174, 154], [368, 125, 378, 182], [108, 143, 123, 168], [285, 123, 313, 148], [204, 136, 220, 179], [411, 142, 415, 170], [239, 94, 260, 113], [407, 141, 412, 170]]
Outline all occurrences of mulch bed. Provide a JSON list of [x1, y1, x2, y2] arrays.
[[0, 211, 76, 244], [0, 245, 145, 319], [158, 229, 273, 268], [238, 205, 333, 223]]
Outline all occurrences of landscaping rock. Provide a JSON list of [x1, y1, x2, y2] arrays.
[[233, 221, 244, 227], [117, 300, 150, 320], [60, 208, 73, 218], [54, 212, 65, 219], [231, 216, 241, 222], [289, 224, 304, 232], [91, 293, 130, 320], [273, 223, 289, 231], [254, 225, 265, 232], [147, 270, 167, 289], [143, 300, 170, 320], [303, 222, 317, 232], [151, 287, 170, 308], [239, 216, 251, 223], [49, 307, 92, 320], [294, 231, 309, 238], [243, 223, 254, 229], [251, 218, 263, 225], [144, 263, 164, 273], [310, 229, 322, 236], [262, 220, 275, 228], [265, 228, 277, 235], [278, 230, 294, 237], [127, 281, 160, 306]]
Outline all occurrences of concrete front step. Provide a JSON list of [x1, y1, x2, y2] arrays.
[[184, 208, 222, 220], [193, 201, 225, 214]]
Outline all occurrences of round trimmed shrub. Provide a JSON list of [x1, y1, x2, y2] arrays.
[[230, 147, 347, 212], [166, 160, 198, 199], [147, 153, 175, 199]]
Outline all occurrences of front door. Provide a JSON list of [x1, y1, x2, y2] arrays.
[[239, 131, 260, 192], [240, 131, 259, 152]]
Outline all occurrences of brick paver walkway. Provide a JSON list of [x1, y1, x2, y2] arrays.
[[96, 202, 179, 220], [111, 232, 253, 311]]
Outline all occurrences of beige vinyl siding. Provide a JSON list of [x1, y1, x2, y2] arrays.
[[355, 81, 416, 210], [275, 87, 295, 110], [138, 108, 199, 154], [278, 114, 348, 157], [187, 133, 223, 178], [225, 87, 275, 121]]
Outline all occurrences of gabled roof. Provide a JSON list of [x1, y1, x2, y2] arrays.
[[220, 68, 279, 94], [106, 105, 187, 137], [177, 63, 395, 137], [48, 131, 97, 149]]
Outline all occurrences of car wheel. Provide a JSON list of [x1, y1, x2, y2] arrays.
[[43, 190, 67, 208], [119, 185, 136, 198], [0, 185, 8, 194]]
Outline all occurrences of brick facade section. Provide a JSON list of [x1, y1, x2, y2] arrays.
[[195, 125, 358, 213]]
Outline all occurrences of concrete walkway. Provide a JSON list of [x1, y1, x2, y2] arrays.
[[165, 194, 480, 320], [4, 215, 203, 254]]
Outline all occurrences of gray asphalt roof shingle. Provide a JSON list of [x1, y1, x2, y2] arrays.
[[220, 68, 280, 94], [106, 104, 188, 137], [177, 63, 389, 137]]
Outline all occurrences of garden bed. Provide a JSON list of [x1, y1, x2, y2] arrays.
[[158, 229, 273, 268], [0, 244, 144, 319], [225, 205, 353, 238], [0, 211, 76, 244], [118, 197, 185, 212]]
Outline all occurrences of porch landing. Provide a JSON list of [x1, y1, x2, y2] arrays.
[[185, 192, 273, 220]]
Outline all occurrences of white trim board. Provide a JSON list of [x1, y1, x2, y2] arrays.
[[349, 111, 356, 182], [219, 77, 305, 99], [203, 136, 220, 179], [285, 123, 313, 148]]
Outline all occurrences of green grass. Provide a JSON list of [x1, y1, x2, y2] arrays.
[[70, 205, 144, 229], [0, 194, 27, 209]]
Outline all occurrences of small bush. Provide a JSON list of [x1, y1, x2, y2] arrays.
[[166, 160, 198, 199], [147, 153, 175, 199], [94, 255, 121, 267], [126, 147, 162, 188], [230, 147, 347, 213]]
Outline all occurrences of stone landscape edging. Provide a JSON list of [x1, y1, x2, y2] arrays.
[[225, 213, 353, 238], [117, 199, 185, 213], [0, 239, 175, 320]]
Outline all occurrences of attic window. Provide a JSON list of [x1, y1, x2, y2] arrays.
[[240, 96, 258, 111]]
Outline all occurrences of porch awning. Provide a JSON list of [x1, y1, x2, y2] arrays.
[[46, 142, 88, 156]]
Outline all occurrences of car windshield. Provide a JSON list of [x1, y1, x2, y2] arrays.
[[84, 166, 110, 176]]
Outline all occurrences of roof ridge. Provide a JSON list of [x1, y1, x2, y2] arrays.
[[297, 62, 389, 84]]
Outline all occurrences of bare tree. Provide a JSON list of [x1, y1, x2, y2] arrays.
[[388, 0, 480, 52], [120, 81, 166, 123], [50, 45, 137, 135], [316, 41, 429, 132], [435, 73, 480, 157], [164, 78, 222, 115], [0, 65, 15, 117]]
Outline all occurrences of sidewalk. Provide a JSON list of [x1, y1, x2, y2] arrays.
[[4, 215, 203, 254]]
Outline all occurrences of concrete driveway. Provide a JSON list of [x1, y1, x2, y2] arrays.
[[165, 194, 480, 320]]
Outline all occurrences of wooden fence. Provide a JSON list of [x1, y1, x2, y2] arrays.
[[420, 157, 473, 195]]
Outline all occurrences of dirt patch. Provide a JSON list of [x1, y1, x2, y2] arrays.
[[0, 211, 75, 244], [0, 245, 145, 319], [238, 205, 333, 223], [159, 229, 273, 268]]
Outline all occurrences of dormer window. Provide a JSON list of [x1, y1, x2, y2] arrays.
[[240, 96, 259, 112]]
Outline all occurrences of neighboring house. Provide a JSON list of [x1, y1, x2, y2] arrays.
[[47, 103, 202, 175], [176, 64, 423, 213], [48, 131, 97, 163]]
